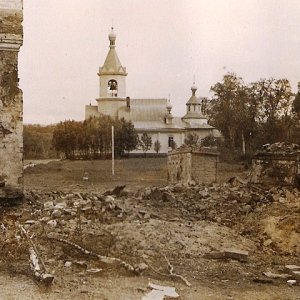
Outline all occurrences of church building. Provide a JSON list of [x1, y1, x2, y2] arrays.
[[85, 28, 217, 154]]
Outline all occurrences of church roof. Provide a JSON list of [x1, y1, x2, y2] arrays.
[[182, 112, 207, 120], [119, 99, 167, 121], [99, 48, 127, 75], [187, 95, 202, 105], [117, 98, 214, 131]]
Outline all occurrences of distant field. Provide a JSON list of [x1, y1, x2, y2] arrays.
[[24, 157, 168, 193], [24, 157, 245, 193]]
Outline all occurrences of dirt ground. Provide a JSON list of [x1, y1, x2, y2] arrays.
[[0, 158, 299, 299]]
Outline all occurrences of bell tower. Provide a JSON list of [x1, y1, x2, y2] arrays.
[[98, 27, 127, 99], [96, 27, 127, 118]]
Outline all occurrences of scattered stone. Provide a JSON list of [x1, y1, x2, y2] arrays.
[[142, 283, 179, 300], [223, 249, 249, 262], [105, 195, 115, 203], [47, 220, 57, 228], [44, 201, 54, 211], [82, 172, 89, 181], [103, 185, 126, 197], [25, 220, 36, 225], [253, 278, 274, 284], [135, 262, 148, 273], [51, 210, 62, 218], [64, 261, 72, 267], [287, 280, 297, 286], [54, 202, 67, 210], [263, 271, 292, 279], [285, 265, 300, 271], [263, 239, 273, 247], [86, 268, 102, 273]]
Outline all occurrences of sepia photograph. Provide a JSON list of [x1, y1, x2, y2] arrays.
[[0, 0, 299, 299]]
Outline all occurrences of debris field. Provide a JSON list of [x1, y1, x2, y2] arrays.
[[0, 173, 299, 298]]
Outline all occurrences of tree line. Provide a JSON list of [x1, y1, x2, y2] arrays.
[[205, 73, 300, 156], [24, 124, 57, 159], [52, 116, 138, 159]]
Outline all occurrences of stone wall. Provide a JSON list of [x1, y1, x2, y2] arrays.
[[168, 149, 219, 185], [251, 155, 300, 186], [0, 0, 23, 192], [250, 143, 300, 187]]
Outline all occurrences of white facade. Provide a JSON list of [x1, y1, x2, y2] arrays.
[[85, 28, 217, 154]]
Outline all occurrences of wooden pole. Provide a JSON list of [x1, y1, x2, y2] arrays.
[[112, 125, 115, 176]]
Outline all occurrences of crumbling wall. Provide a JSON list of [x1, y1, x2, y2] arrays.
[[251, 156, 299, 186], [191, 152, 219, 184], [168, 149, 219, 185], [168, 151, 192, 184], [251, 143, 300, 187], [0, 0, 23, 190]]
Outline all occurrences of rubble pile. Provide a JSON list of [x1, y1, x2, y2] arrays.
[[140, 181, 298, 223], [170, 144, 219, 154], [259, 142, 300, 155], [0, 180, 299, 289]]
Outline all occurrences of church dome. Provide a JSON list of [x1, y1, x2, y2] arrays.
[[191, 84, 197, 93], [108, 27, 116, 42], [166, 101, 172, 110]]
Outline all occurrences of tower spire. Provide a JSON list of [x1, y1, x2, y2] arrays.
[[191, 76, 197, 96], [108, 26, 116, 48]]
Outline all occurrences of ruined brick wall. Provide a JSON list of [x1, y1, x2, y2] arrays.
[[251, 155, 300, 186], [250, 143, 300, 187], [191, 152, 219, 184], [168, 150, 219, 185], [0, 0, 23, 189], [168, 152, 192, 184]]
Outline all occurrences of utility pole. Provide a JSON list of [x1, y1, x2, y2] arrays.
[[112, 125, 115, 176]]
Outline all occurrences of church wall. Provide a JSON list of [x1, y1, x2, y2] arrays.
[[0, 0, 23, 192], [97, 99, 126, 118], [131, 131, 184, 154], [85, 105, 98, 119]]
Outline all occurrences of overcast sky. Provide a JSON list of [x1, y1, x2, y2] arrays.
[[19, 0, 300, 124]]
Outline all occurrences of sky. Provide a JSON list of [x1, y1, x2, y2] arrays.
[[18, 0, 300, 124]]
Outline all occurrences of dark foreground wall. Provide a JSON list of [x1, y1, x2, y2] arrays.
[[0, 0, 23, 190]]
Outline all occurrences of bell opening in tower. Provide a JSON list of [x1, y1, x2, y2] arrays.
[[108, 79, 118, 97]]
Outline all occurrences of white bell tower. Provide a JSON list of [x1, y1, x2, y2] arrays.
[[96, 27, 128, 118], [98, 27, 127, 99]]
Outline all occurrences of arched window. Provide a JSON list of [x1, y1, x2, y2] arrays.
[[108, 79, 118, 97]]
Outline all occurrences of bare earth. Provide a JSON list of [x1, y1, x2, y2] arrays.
[[0, 158, 299, 300]]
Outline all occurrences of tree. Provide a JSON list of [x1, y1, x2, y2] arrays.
[[293, 82, 300, 120], [153, 140, 161, 155], [52, 117, 139, 159], [184, 133, 200, 146], [209, 73, 295, 155], [114, 118, 139, 157], [249, 78, 294, 146], [52, 120, 80, 159], [24, 124, 57, 159], [139, 132, 152, 156], [209, 73, 256, 152], [200, 134, 221, 148]]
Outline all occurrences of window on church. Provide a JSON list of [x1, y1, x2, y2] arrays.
[[168, 136, 174, 148], [108, 79, 118, 97]]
